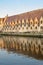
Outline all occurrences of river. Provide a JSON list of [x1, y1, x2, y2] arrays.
[[0, 36, 43, 65]]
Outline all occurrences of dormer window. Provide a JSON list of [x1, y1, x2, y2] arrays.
[[21, 20, 22, 24], [30, 18, 33, 25], [34, 17, 38, 25], [17, 20, 18, 24]]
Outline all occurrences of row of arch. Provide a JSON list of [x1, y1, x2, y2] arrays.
[[4, 16, 43, 26], [0, 36, 43, 55], [0, 16, 43, 32]]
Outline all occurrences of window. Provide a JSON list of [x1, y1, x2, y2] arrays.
[[15, 27, 17, 30], [21, 20, 22, 24], [24, 19, 26, 24], [30, 22, 32, 25], [16, 24, 18, 27], [13, 26, 15, 30], [17, 20, 18, 24], [19, 27, 20, 30], [35, 26, 37, 29], [35, 21, 37, 24], [24, 23, 26, 26], [26, 27, 28, 29], [22, 27, 24, 30], [41, 26, 43, 29], [28, 21, 30, 26], [33, 24, 34, 27], [38, 23, 40, 26], [22, 23, 24, 26], [41, 21, 43, 24], [30, 27, 32, 29], [20, 23, 22, 27]]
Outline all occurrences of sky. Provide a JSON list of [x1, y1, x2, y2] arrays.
[[0, 0, 43, 18]]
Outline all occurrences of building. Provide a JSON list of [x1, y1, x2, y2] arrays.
[[0, 9, 43, 33]]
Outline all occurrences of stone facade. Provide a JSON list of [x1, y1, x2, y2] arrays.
[[0, 16, 43, 33]]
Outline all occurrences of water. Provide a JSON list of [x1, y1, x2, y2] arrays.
[[0, 36, 43, 65]]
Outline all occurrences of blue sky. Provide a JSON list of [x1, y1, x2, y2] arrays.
[[0, 0, 43, 18]]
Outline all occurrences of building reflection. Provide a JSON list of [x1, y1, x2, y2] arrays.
[[0, 36, 43, 60]]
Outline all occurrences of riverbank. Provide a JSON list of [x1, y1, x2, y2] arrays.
[[0, 32, 43, 38]]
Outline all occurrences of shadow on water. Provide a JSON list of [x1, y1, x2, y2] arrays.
[[0, 36, 43, 60]]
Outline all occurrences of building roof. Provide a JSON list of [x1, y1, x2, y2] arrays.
[[1, 9, 43, 22]]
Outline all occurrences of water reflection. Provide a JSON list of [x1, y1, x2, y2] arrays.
[[0, 36, 43, 60]]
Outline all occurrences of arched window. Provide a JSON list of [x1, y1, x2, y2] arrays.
[[28, 19, 30, 27], [19, 27, 20, 30], [18, 20, 21, 25], [22, 27, 24, 30], [40, 21, 42, 24], [26, 27, 28, 29], [24, 19, 26, 26], [35, 26, 37, 29], [30, 27, 32, 29], [20, 20, 22, 27], [30, 18, 33, 25], [40, 26, 43, 29]]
